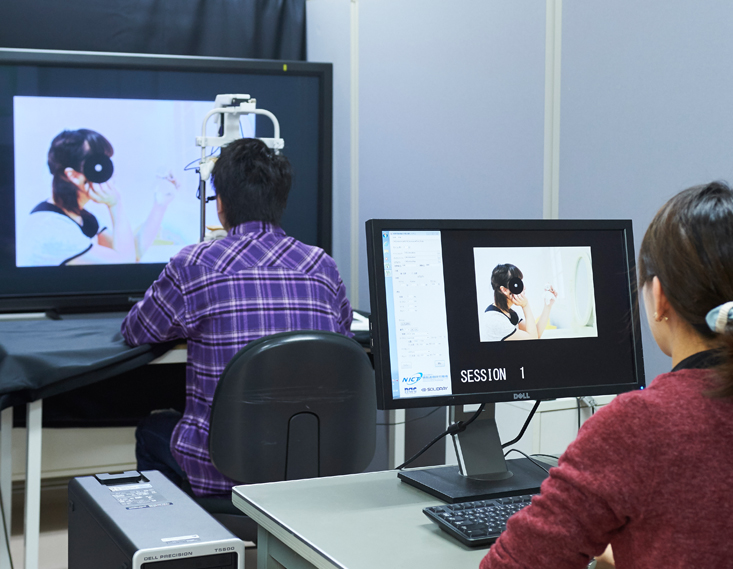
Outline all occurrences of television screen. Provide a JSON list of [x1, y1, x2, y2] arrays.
[[0, 49, 332, 312]]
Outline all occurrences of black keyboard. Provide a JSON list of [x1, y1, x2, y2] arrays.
[[423, 494, 535, 546]]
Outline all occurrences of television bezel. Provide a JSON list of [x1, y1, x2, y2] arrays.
[[0, 48, 333, 314], [366, 218, 645, 410]]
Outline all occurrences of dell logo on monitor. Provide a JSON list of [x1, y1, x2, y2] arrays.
[[513, 392, 531, 400]]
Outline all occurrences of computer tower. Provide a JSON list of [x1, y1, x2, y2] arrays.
[[68, 470, 244, 569]]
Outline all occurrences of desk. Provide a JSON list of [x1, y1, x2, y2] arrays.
[[232, 470, 489, 569]]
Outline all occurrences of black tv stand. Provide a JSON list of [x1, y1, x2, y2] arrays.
[[398, 458, 548, 503], [398, 404, 550, 503]]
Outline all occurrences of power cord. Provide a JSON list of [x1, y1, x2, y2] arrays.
[[396, 404, 485, 470], [501, 400, 541, 448], [576, 396, 597, 430], [503, 448, 550, 474]]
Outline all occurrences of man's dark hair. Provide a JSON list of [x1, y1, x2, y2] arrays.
[[47, 129, 113, 214], [491, 263, 523, 312], [211, 138, 292, 227]]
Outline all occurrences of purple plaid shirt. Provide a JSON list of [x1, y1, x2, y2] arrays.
[[121, 221, 353, 497]]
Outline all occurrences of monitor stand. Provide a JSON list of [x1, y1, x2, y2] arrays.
[[398, 404, 550, 503]]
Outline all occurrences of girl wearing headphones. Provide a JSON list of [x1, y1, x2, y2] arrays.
[[479, 263, 557, 342], [18, 129, 177, 266]]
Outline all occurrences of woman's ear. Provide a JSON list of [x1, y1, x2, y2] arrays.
[[64, 167, 86, 187], [499, 286, 511, 297], [651, 276, 671, 320]]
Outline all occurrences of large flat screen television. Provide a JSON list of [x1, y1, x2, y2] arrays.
[[0, 48, 332, 314]]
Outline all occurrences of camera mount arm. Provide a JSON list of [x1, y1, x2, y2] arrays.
[[194, 94, 285, 241]]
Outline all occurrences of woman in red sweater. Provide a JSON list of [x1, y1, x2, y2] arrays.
[[480, 181, 733, 569]]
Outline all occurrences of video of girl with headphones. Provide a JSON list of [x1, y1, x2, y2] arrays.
[[474, 246, 599, 342], [13, 96, 255, 267]]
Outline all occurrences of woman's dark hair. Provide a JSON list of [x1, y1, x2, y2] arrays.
[[491, 263, 523, 312], [211, 138, 292, 227], [638, 181, 733, 397], [47, 129, 113, 215]]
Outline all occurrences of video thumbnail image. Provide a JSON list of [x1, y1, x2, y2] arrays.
[[473, 246, 598, 342], [14, 96, 255, 267]]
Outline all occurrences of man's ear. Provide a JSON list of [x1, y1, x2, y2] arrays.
[[216, 195, 228, 230]]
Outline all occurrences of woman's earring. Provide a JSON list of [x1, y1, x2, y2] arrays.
[[654, 311, 660, 322]]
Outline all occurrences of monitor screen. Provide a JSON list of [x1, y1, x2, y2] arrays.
[[0, 49, 332, 312], [366, 219, 645, 410]]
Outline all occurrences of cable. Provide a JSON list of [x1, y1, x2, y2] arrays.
[[576, 396, 597, 432], [503, 448, 550, 474], [531, 453, 561, 462], [501, 400, 541, 448], [184, 147, 220, 172], [396, 404, 485, 470], [377, 406, 444, 426]]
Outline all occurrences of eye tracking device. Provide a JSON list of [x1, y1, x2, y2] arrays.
[[83, 152, 114, 184], [507, 276, 524, 295]]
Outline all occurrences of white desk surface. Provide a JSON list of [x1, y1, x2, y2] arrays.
[[232, 470, 489, 569]]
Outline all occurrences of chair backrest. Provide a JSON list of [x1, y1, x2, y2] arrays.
[[209, 330, 377, 484]]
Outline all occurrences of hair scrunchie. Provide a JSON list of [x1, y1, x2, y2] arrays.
[[705, 301, 733, 334]]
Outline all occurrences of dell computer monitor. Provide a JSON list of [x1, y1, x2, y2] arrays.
[[366, 219, 644, 501], [0, 49, 332, 314]]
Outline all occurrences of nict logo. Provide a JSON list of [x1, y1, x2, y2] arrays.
[[402, 373, 423, 385]]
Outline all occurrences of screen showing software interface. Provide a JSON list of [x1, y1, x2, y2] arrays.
[[13, 96, 255, 267], [382, 228, 637, 401]]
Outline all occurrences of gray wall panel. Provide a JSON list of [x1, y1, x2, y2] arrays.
[[560, 0, 733, 382], [358, 0, 547, 309], [306, 0, 353, 293]]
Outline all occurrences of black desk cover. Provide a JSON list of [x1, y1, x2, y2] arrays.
[[0, 317, 171, 411]]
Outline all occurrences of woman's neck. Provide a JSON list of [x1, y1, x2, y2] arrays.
[[51, 197, 83, 225], [669, 321, 717, 368]]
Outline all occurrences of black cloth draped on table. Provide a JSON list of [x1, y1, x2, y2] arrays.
[[0, 0, 306, 60], [0, 318, 178, 425]]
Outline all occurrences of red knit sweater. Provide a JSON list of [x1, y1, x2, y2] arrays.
[[480, 365, 733, 569]]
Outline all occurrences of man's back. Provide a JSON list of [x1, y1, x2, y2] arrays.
[[122, 221, 352, 496]]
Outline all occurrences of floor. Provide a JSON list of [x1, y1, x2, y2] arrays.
[[8, 479, 68, 569], [5, 479, 257, 569]]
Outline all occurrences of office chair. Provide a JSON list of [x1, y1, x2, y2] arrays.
[[200, 330, 377, 541]]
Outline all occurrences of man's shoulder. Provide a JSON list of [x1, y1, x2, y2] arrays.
[[165, 231, 342, 283]]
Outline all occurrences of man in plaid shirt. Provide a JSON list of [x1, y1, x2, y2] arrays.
[[121, 138, 353, 497]]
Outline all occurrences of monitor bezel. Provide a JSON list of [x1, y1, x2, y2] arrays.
[[0, 48, 333, 314], [366, 218, 645, 410]]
